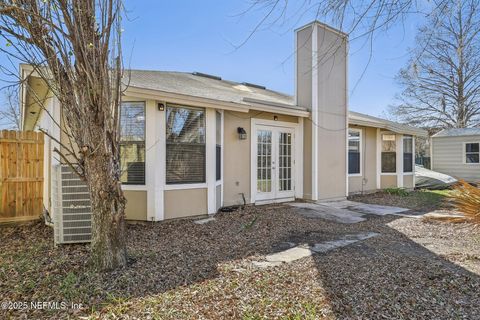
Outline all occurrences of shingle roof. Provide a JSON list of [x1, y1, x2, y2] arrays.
[[432, 128, 480, 138], [124, 69, 426, 135], [349, 111, 428, 136], [125, 70, 295, 108]]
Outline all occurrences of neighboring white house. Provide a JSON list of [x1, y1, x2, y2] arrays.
[[20, 21, 427, 227], [431, 128, 480, 182]]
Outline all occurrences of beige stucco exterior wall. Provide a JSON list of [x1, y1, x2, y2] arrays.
[[348, 126, 377, 194], [296, 25, 313, 109], [380, 175, 397, 189], [223, 110, 299, 206], [124, 191, 147, 221], [164, 188, 207, 219], [303, 119, 313, 199], [315, 25, 348, 200], [403, 175, 414, 189]]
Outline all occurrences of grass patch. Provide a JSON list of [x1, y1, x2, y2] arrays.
[[385, 187, 409, 197]]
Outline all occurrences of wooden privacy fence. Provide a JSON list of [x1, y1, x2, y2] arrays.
[[0, 130, 44, 224]]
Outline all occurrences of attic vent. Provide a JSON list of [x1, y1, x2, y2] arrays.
[[241, 82, 266, 90], [192, 72, 222, 81]]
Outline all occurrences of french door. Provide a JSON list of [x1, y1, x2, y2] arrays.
[[255, 125, 295, 202]]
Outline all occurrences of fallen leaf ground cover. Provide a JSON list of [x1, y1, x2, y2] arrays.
[[1, 194, 479, 319]]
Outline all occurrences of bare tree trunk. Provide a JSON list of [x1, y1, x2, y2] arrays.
[[0, 0, 128, 270], [86, 149, 127, 269]]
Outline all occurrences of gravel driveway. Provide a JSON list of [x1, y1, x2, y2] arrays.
[[1, 199, 479, 319]]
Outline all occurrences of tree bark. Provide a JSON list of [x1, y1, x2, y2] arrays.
[[0, 0, 128, 270], [85, 145, 127, 270]]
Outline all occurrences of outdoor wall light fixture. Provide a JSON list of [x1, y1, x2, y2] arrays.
[[237, 127, 247, 140], [273, 115, 278, 121], [158, 102, 165, 111]]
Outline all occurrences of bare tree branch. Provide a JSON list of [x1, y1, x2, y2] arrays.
[[390, 0, 480, 129], [0, 0, 127, 270]]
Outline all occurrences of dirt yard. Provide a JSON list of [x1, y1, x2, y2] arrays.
[[1, 191, 479, 319]]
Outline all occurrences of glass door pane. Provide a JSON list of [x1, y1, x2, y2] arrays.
[[257, 130, 272, 192], [278, 132, 292, 191]]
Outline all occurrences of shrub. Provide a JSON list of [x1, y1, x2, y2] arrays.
[[384, 187, 409, 197], [448, 180, 480, 225]]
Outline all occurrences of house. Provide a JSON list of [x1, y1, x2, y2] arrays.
[[431, 128, 480, 182], [20, 21, 427, 223]]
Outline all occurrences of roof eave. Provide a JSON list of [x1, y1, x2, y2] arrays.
[[125, 86, 310, 117], [349, 118, 428, 136]]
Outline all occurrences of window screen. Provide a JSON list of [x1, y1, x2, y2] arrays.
[[166, 105, 206, 184], [381, 134, 396, 173], [465, 143, 480, 163], [120, 102, 145, 185], [403, 136, 413, 172], [348, 129, 361, 174]]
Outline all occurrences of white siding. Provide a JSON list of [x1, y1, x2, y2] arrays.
[[432, 136, 480, 182]]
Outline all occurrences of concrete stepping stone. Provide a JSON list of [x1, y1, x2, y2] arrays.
[[194, 217, 216, 225], [310, 232, 379, 253], [252, 232, 380, 268]]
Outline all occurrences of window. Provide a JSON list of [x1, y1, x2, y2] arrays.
[[120, 102, 145, 185], [403, 136, 413, 173], [381, 134, 396, 173], [348, 129, 361, 174], [465, 143, 480, 163], [216, 111, 221, 181], [166, 105, 206, 184]]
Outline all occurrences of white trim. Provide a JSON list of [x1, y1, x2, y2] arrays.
[[430, 135, 434, 170], [242, 98, 309, 117], [345, 35, 350, 197], [217, 109, 224, 209], [311, 23, 319, 201], [156, 100, 166, 221], [412, 136, 416, 187], [250, 118, 302, 204], [376, 128, 381, 189], [250, 124, 257, 203], [121, 185, 147, 191], [347, 128, 362, 177], [127, 86, 249, 113], [164, 183, 207, 191], [126, 86, 310, 118], [402, 135, 414, 174], [206, 109, 217, 214], [348, 117, 427, 137], [294, 20, 348, 37], [462, 141, 480, 164], [396, 134, 403, 188], [294, 27, 298, 106], [255, 197, 295, 206]]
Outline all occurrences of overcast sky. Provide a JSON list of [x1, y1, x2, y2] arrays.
[[0, 0, 426, 121]]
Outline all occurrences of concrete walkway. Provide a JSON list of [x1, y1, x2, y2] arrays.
[[288, 200, 410, 224]]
